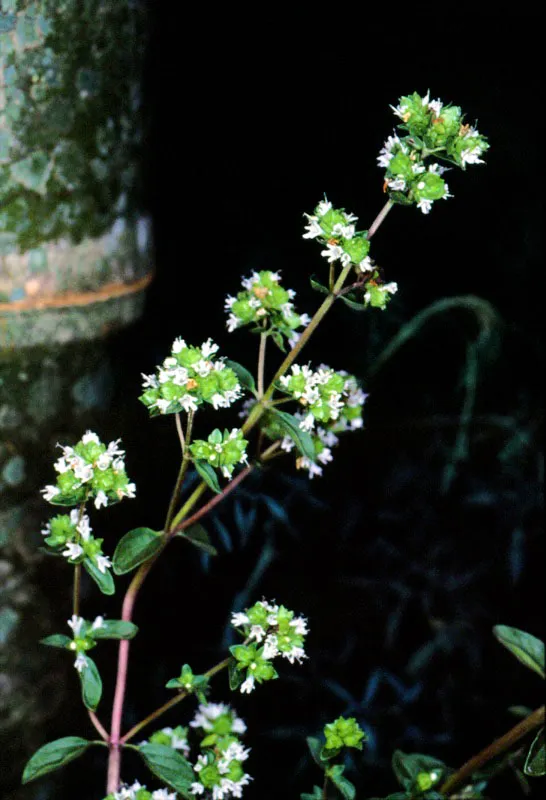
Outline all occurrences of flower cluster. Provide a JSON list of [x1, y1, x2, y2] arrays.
[[278, 365, 367, 433], [41, 431, 135, 509], [140, 339, 242, 417], [225, 270, 310, 349], [65, 614, 105, 673], [303, 199, 372, 273], [230, 599, 308, 693], [323, 716, 366, 753], [378, 91, 489, 214], [189, 428, 249, 479], [104, 781, 176, 800], [190, 703, 251, 799], [41, 509, 112, 573], [146, 726, 190, 756]]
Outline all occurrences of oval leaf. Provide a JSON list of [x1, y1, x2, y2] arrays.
[[306, 736, 323, 768], [40, 634, 71, 649], [80, 656, 102, 711], [138, 743, 194, 796], [328, 764, 356, 799], [228, 658, 244, 691], [177, 523, 218, 556], [22, 736, 89, 783], [194, 460, 221, 494], [91, 620, 138, 640], [310, 275, 330, 295], [493, 626, 545, 678], [224, 360, 256, 393], [113, 528, 164, 575], [269, 409, 316, 462], [83, 557, 115, 595], [524, 728, 546, 777]]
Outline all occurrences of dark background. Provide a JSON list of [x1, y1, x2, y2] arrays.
[[44, 11, 544, 800]]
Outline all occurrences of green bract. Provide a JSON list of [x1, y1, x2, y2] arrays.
[[189, 428, 248, 479], [324, 717, 366, 752], [41, 431, 135, 509], [139, 338, 243, 417], [40, 509, 113, 589], [225, 270, 310, 348]]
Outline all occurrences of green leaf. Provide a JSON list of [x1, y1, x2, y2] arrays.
[[339, 293, 366, 311], [524, 728, 546, 777], [391, 751, 446, 791], [80, 656, 102, 711], [269, 409, 316, 462], [91, 620, 138, 640], [224, 360, 257, 393], [194, 460, 221, 494], [493, 626, 545, 678], [310, 275, 330, 295], [301, 788, 323, 800], [22, 737, 90, 783], [113, 528, 164, 575], [228, 658, 244, 691], [40, 634, 71, 649], [138, 743, 194, 796], [306, 736, 324, 768], [327, 764, 356, 799], [176, 523, 218, 556], [83, 557, 115, 595]]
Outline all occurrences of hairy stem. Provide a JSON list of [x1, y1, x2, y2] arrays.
[[72, 563, 81, 617], [440, 705, 545, 796]]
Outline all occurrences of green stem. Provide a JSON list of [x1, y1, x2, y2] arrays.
[[120, 657, 231, 744], [257, 331, 267, 398], [163, 410, 194, 533], [440, 705, 545, 797], [72, 563, 81, 617]]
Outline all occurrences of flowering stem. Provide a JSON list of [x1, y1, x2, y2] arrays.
[[88, 709, 109, 741], [169, 463, 254, 536], [120, 657, 231, 745], [106, 197, 395, 792], [174, 412, 185, 453], [72, 563, 81, 617], [439, 705, 545, 796], [163, 410, 194, 534], [367, 198, 393, 239], [257, 331, 267, 398]]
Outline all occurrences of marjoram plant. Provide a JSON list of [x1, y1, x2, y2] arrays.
[[22, 92, 544, 799]]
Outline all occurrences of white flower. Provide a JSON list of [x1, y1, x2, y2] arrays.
[[290, 616, 309, 635], [96, 452, 112, 470], [358, 256, 374, 273], [201, 338, 219, 358], [94, 490, 108, 509], [299, 413, 315, 433], [317, 447, 333, 465], [316, 199, 332, 216], [428, 98, 443, 117], [74, 653, 88, 672], [41, 484, 60, 501], [62, 542, 84, 561], [191, 782, 205, 795], [231, 612, 250, 628], [240, 676, 255, 694], [247, 624, 265, 643], [68, 615, 85, 637], [417, 198, 433, 214], [141, 372, 159, 389], [96, 554, 112, 573], [76, 514, 92, 540], [180, 394, 199, 413], [172, 337, 187, 353], [262, 635, 279, 660], [92, 616, 105, 630], [152, 790, 177, 800], [302, 218, 323, 239], [81, 431, 100, 445], [283, 645, 307, 664], [320, 243, 343, 263], [387, 178, 406, 191]]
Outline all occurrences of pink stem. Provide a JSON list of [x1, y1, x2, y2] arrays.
[[88, 709, 109, 741]]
